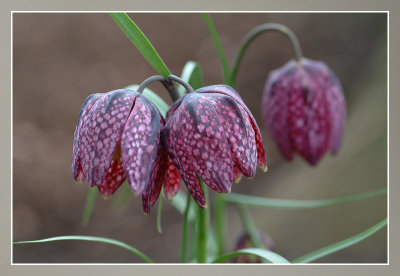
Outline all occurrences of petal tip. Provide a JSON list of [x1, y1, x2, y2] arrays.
[[234, 174, 243, 184]]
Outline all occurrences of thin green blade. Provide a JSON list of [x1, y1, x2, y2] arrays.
[[110, 13, 171, 78], [223, 188, 387, 209], [212, 248, 290, 264], [293, 218, 387, 263], [14, 235, 154, 263]]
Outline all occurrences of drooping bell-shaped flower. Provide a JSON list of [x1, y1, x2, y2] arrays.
[[232, 232, 275, 263], [72, 89, 180, 213], [262, 58, 346, 165], [162, 85, 267, 208]]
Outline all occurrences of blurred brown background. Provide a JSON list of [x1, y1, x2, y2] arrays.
[[13, 13, 387, 263]]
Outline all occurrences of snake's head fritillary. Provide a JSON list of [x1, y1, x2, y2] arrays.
[[232, 232, 275, 263], [72, 89, 179, 213], [262, 58, 346, 165], [161, 85, 267, 208]]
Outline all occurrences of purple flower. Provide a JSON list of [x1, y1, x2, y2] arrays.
[[72, 89, 180, 213], [162, 85, 267, 208], [262, 58, 346, 165], [232, 232, 275, 263]]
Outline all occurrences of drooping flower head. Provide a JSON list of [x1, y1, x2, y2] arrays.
[[262, 58, 346, 165], [232, 232, 275, 263], [72, 89, 179, 213], [162, 85, 267, 208]]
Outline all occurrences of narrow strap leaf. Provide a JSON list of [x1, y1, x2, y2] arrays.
[[212, 248, 290, 264], [14, 235, 154, 263], [124, 84, 169, 117], [202, 13, 231, 84], [292, 218, 387, 263], [223, 188, 386, 209], [110, 13, 171, 78]]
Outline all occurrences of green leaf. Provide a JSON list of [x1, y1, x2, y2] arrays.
[[110, 13, 171, 78], [202, 13, 231, 84], [81, 188, 97, 226], [293, 218, 387, 263], [223, 188, 387, 209], [179, 61, 203, 96], [124, 84, 169, 117], [14, 235, 154, 263], [212, 248, 290, 264]]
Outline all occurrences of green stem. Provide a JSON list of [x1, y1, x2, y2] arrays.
[[202, 13, 231, 84], [156, 193, 163, 234], [214, 194, 225, 256], [230, 23, 303, 87], [181, 193, 191, 263], [81, 188, 97, 226], [292, 218, 387, 263], [236, 204, 264, 249], [196, 178, 209, 263]]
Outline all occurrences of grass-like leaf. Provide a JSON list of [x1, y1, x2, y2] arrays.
[[110, 13, 171, 78], [179, 61, 203, 96], [292, 218, 387, 263], [202, 13, 231, 84], [223, 188, 386, 209], [14, 235, 154, 263], [124, 84, 169, 117], [212, 248, 290, 264]]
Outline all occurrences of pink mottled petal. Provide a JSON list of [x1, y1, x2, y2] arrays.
[[79, 90, 138, 186], [199, 85, 267, 172], [207, 93, 257, 178], [176, 95, 233, 193], [72, 93, 101, 181], [163, 110, 206, 208], [121, 96, 164, 195], [262, 71, 293, 161], [97, 158, 126, 197], [141, 147, 167, 213], [164, 157, 181, 200], [197, 85, 245, 108], [165, 96, 183, 121], [325, 72, 346, 154]]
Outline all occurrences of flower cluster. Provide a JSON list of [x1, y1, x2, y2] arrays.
[[262, 58, 346, 165], [72, 85, 266, 212]]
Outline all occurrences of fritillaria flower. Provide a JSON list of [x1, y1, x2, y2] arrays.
[[232, 232, 275, 263], [162, 85, 267, 208], [72, 89, 179, 213], [262, 58, 346, 165]]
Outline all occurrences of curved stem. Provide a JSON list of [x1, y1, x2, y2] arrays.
[[230, 23, 303, 87], [236, 204, 264, 249], [137, 74, 194, 102], [180, 193, 191, 263]]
